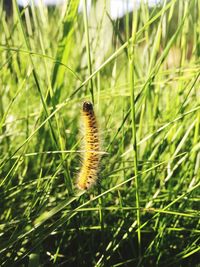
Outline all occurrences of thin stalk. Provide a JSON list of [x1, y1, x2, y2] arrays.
[[129, 2, 141, 259], [83, 0, 94, 103]]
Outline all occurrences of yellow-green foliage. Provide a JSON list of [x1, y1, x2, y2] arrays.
[[0, 0, 199, 266]]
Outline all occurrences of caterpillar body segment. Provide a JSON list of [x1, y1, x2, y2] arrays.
[[77, 101, 101, 190]]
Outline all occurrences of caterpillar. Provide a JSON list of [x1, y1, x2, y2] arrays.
[[76, 101, 100, 190]]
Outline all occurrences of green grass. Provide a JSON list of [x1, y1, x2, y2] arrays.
[[0, 0, 200, 266]]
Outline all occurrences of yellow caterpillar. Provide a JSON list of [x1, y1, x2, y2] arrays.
[[77, 101, 100, 190]]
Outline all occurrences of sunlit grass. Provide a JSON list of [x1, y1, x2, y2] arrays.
[[0, 0, 200, 266]]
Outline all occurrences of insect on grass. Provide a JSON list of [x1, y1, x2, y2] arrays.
[[76, 101, 101, 190]]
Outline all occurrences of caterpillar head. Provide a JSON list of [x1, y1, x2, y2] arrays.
[[83, 101, 93, 112]]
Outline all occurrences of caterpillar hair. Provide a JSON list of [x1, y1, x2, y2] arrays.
[[76, 101, 101, 190]]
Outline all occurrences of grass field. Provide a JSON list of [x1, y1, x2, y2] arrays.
[[0, 0, 200, 266]]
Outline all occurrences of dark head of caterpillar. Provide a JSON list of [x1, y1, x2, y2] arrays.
[[83, 101, 93, 112]]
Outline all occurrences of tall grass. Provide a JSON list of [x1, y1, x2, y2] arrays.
[[0, 0, 200, 266]]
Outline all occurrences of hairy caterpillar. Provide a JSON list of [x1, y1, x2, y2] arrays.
[[77, 101, 100, 190]]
